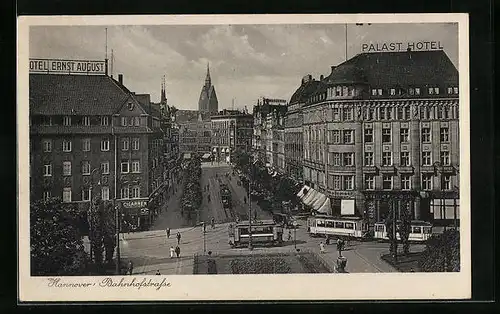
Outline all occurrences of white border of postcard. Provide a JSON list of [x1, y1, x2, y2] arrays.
[[17, 13, 470, 301]]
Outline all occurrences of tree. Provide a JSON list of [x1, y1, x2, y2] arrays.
[[384, 199, 398, 259], [102, 202, 117, 265], [419, 229, 460, 272], [88, 197, 105, 271], [30, 198, 88, 276], [399, 200, 412, 255]]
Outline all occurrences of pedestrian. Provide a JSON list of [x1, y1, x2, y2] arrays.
[[169, 246, 175, 259], [176, 232, 181, 244], [156, 270, 161, 275], [211, 217, 215, 229], [175, 245, 181, 258], [287, 229, 292, 241], [166, 228, 170, 239], [244, 196, 247, 204], [320, 242, 325, 254], [127, 260, 134, 275]]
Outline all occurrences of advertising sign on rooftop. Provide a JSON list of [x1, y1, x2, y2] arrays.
[[29, 58, 107, 75]]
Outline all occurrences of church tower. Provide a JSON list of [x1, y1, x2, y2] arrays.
[[198, 62, 219, 115]]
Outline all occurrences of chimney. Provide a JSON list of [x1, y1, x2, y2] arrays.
[[331, 65, 336, 72], [118, 74, 123, 85], [320, 74, 324, 80]]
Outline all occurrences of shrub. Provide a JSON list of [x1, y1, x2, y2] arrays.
[[419, 229, 460, 272]]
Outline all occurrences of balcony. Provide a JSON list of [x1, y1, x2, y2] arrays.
[[397, 166, 415, 174], [362, 166, 378, 174], [379, 165, 396, 174]]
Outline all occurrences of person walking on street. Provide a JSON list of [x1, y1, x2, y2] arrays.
[[176, 232, 181, 245], [166, 228, 170, 239], [244, 196, 247, 204], [211, 217, 215, 229], [320, 242, 326, 254], [287, 229, 292, 241], [156, 270, 161, 275], [170, 246, 175, 259], [175, 245, 181, 258], [127, 260, 134, 275]]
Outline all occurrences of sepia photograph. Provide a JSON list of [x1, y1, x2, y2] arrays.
[[18, 14, 470, 301]]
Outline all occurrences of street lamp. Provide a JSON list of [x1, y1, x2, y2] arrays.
[[433, 161, 446, 231], [293, 220, 298, 249], [88, 168, 101, 263]]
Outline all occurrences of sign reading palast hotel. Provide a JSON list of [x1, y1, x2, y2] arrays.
[[361, 41, 444, 52], [29, 58, 106, 75]]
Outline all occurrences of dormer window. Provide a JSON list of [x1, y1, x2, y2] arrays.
[[415, 88, 421, 95], [127, 102, 134, 111], [390, 88, 396, 96], [371, 89, 377, 96], [409, 88, 415, 95], [101, 116, 109, 126], [447, 87, 453, 94], [121, 117, 127, 126], [82, 116, 90, 126], [63, 116, 71, 126], [453, 87, 459, 94], [377, 89, 383, 96]]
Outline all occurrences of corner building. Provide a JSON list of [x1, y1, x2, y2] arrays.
[[300, 50, 459, 226]]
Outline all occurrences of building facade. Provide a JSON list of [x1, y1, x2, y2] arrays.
[[178, 116, 212, 158], [299, 50, 459, 226], [210, 109, 253, 163], [29, 71, 165, 231], [198, 64, 219, 115], [285, 74, 320, 181]]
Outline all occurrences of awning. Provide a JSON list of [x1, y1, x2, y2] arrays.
[[183, 153, 191, 159], [213, 148, 217, 152], [297, 186, 330, 213], [317, 198, 332, 215], [225, 148, 230, 153], [297, 185, 310, 199], [202, 153, 211, 158]]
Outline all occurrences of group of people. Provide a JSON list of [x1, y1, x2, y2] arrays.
[[165, 227, 182, 259], [318, 238, 347, 255]]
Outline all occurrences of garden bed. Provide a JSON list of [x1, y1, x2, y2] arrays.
[[194, 252, 332, 274], [380, 252, 423, 272]]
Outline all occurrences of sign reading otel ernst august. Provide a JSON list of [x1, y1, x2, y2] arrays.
[[29, 58, 106, 75]]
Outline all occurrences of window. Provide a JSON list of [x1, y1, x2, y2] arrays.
[[442, 175, 451, 190], [364, 128, 373, 143], [453, 87, 459, 94], [382, 175, 393, 190], [43, 191, 51, 201], [332, 153, 341, 166], [134, 117, 140, 126], [121, 161, 129, 173], [397, 107, 404, 120], [101, 161, 109, 174], [82, 161, 91, 175], [401, 175, 411, 190], [434, 87, 440, 94], [421, 128, 431, 142], [409, 88, 415, 95], [377, 89, 383, 96], [42, 139, 52, 152], [122, 137, 129, 151], [422, 174, 432, 190], [382, 152, 392, 166], [63, 116, 71, 126], [400, 152, 410, 166], [121, 117, 127, 126], [120, 186, 130, 199], [63, 188, 72, 203], [62, 140, 72, 152], [371, 89, 377, 96], [344, 176, 354, 190], [415, 88, 421, 95], [132, 186, 140, 198], [382, 128, 391, 143], [343, 130, 354, 144], [441, 151, 450, 165], [131, 160, 140, 173], [333, 176, 341, 190], [422, 151, 432, 166], [343, 153, 354, 166], [390, 88, 396, 96], [380, 108, 386, 120], [63, 161, 71, 176], [387, 108, 393, 120], [342, 108, 352, 121], [82, 138, 91, 152], [82, 116, 90, 126], [365, 174, 375, 190], [400, 128, 409, 142], [132, 138, 140, 150], [332, 108, 340, 120], [102, 186, 109, 201], [447, 87, 453, 94], [43, 164, 52, 177], [428, 87, 434, 95], [364, 152, 374, 166], [404, 106, 410, 120], [101, 116, 109, 126], [128, 117, 134, 126], [440, 127, 449, 142], [101, 138, 110, 151], [332, 130, 340, 143], [82, 188, 91, 201]]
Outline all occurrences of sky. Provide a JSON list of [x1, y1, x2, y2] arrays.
[[30, 23, 458, 111]]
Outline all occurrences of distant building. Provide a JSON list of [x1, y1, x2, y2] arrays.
[[178, 113, 212, 158], [29, 70, 165, 231], [210, 109, 253, 163], [198, 63, 219, 115]]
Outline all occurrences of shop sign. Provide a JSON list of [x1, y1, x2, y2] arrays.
[[121, 199, 148, 209], [329, 190, 356, 198], [29, 58, 106, 75], [361, 41, 444, 53]]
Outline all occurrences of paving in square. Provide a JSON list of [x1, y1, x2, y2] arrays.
[[115, 162, 426, 275]]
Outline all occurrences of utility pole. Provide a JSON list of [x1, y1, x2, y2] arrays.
[[115, 203, 121, 274], [393, 199, 398, 262]]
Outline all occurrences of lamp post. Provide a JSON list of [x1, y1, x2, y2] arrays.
[[293, 220, 298, 249], [88, 168, 101, 264], [433, 161, 446, 231]]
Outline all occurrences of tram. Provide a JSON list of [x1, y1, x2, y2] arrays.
[[228, 220, 283, 248], [373, 220, 433, 242], [307, 215, 370, 239]]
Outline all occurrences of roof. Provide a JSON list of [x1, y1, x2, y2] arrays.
[[324, 50, 458, 87], [175, 110, 199, 123], [30, 74, 132, 115], [289, 79, 321, 104]]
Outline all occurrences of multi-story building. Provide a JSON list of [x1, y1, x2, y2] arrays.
[[178, 114, 212, 158], [264, 110, 286, 172], [285, 74, 320, 181], [210, 109, 253, 163], [252, 98, 287, 164], [299, 50, 459, 226], [29, 69, 165, 231]]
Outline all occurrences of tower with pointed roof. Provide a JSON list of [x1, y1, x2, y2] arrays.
[[198, 63, 219, 115]]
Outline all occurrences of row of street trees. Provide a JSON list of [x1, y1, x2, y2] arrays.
[[180, 157, 202, 222]]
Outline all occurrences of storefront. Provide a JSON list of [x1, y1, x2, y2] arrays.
[[119, 198, 149, 232], [296, 185, 332, 215]]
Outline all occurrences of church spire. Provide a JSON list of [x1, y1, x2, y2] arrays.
[[205, 62, 211, 87]]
